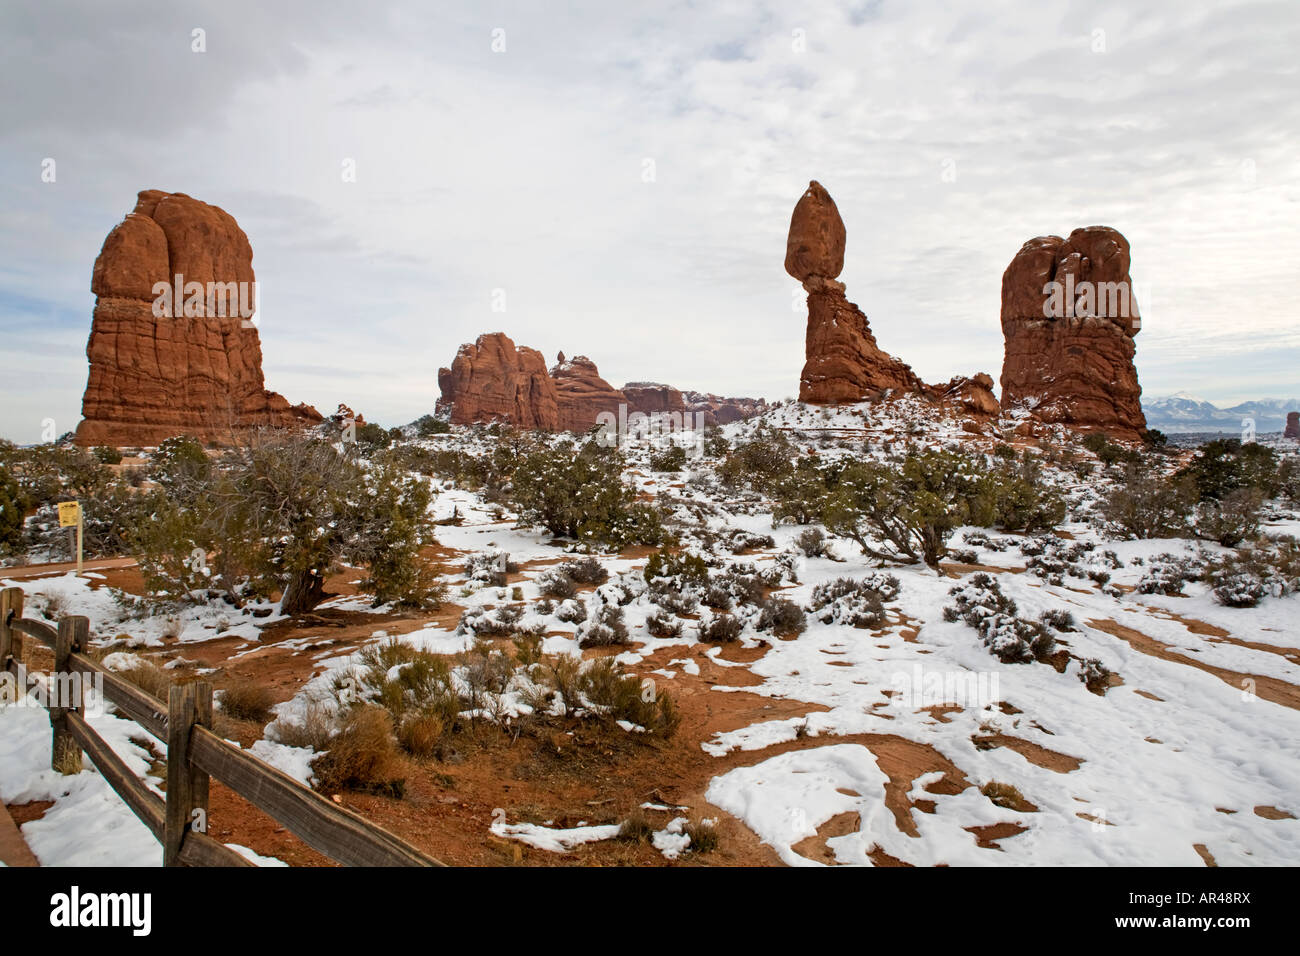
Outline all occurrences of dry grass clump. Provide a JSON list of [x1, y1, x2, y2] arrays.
[[981, 780, 1029, 810], [617, 809, 655, 844], [112, 657, 173, 701], [683, 819, 719, 854], [217, 681, 276, 723], [310, 704, 406, 796]]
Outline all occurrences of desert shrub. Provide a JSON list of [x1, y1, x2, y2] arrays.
[[719, 528, 776, 553], [985, 457, 1066, 533], [465, 551, 513, 587], [397, 712, 445, 757], [1177, 439, 1280, 501], [756, 597, 807, 636], [682, 819, 719, 854], [1136, 554, 1201, 596], [1205, 536, 1300, 607], [413, 414, 451, 437], [1078, 657, 1113, 694], [808, 576, 897, 628], [718, 427, 796, 492], [618, 810, 655, 844], [268, 703, 334, 751], [647, 578, 700, 615], [697, 613, 743, 643], [561, 556, 609, 585], [822, 448, 989, 568], [134, 431, 438, 613], [1195, 487, 1263, 547], [1039, 609, 1076, 632], [508, 439, 665, 548], [106, 655, 172, 700], [577, 604, 630, 647], [457, 604, 542, 639], [794, 528, 827, 557], [578, 657, 680, 736], [0, 465, 30, 552], [311, 705, 405, 796], [1101, 464, 1195, 539], [981, 781, 1027, 810], [644, 549, 710, 585], [649, 445, 687, 472], [92, 446, 123, 465], [537, 567, 577, 599], [218, 682, 275, 723], [993, 443, 1017, 461], [1279, 457, 1300, 505], [555, 598, 588, 624], [1081, 432, 1127, 465], [945, 573, 1055, 664], [646, 610, 684, 638]]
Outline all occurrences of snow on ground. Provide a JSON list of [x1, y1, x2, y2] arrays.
[[3, 401, 1297, 866]]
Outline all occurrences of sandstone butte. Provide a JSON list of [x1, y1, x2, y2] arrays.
[[787, 181, 998, 420], [999, 227, 1146, 439], [1286, 412, 1299, 440], [74, 190, 321, 447], [437, 334, 768, 431]]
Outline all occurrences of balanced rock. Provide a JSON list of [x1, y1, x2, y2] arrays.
[[75, 190, 321, 446], [999, 227, 1145, 438], [437, 332, 559, 429], [788, 182, 926, 404], [1286, 411, 1299, 439]]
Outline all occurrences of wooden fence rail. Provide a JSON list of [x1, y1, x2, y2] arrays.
[[0, 586, 443, 867]]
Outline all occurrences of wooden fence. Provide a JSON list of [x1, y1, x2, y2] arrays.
[[0, 586, 443, 867]]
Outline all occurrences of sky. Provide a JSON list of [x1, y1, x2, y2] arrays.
[[1, 0, 1297, 443]]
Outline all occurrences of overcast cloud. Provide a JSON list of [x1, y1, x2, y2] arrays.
[[2, 0, 1297, 443]]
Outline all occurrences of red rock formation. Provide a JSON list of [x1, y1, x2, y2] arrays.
[[787, 182, 927, 404], [436, 333, 559, 429], [999, 227, 1145, 438], [681, 391, 768, 426], [550, 354, 627, 431], [75, 189, 321, 447], [1285, 412, 1299, 440], [622, 382, 686, 418], [931, 373, 1000, 418]]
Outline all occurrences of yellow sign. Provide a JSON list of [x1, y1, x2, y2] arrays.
[[58, 501, 81, 528]]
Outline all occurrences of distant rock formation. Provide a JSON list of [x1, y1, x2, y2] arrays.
[[74, 189, 321, 446], [1286, 412, 1299, 440], [437, 337, 767, 431], [622, 382, 686, 418], [680, 390, 769, 426], [436, 332, 559, 429], [550, 354, 628, 431], [999, 227, 1145, 438]]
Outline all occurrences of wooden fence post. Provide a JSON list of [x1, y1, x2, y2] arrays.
[[165, 682, 212, 866], [51, 616, 88, 775], [0, 587, 23, 673]]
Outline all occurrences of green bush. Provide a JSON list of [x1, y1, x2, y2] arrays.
[[1101, 465, 1196, 539], [508, 439, 665, 548], [0, 465, 29, 552], [1177, 439, 1280, 501], [822, 448, 988, 568]]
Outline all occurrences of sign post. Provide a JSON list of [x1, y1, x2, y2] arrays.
[[57, 501, 82, 576]]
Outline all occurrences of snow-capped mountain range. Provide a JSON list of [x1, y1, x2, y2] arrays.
[[1142, 392, 1299, 433]]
